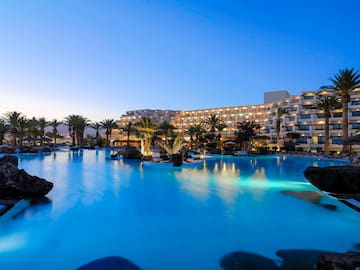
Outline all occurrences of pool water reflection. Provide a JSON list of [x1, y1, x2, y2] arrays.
[[0, 151, 358, 270]]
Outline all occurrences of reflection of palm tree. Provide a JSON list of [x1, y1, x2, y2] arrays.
[[0, 119, 9, 145], [330, 68, 360, 152], [100, 119, 118, 147], [121, 121, 136, 148], [3, 111, 23, 148], [314, 94, 340, 153], [276, 107, 288, 149], [50, 119, 61, 146], [135, 117, 157, 156]]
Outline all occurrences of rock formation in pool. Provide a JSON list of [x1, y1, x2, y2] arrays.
[[0, 155, 53, 197], [304, 166, 360, 194]]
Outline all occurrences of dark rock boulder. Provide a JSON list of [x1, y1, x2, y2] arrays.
[[0, 155, 53, 197], [77, 256, 142, 270], [304, 166, 360, 194], [123, 147, 142, 159], [276, 249, 332, 270], [317, 252, 360, 270], [0, 155, 18, 167], [220, 251, 279, 270]]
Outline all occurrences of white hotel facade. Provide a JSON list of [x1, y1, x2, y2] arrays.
[[118, 89, 360, 152]]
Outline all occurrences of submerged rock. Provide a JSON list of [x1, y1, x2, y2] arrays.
[[220, 251, 279, 270], [77, 256, 142, 270], [0, 155, 53, 197], [304, 166, 360, 194], [317, 252, 360, 270], [276, 249, 331, 270], [281, 190, 322, 203]]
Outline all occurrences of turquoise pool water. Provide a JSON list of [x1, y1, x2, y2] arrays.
[[0, 150, 359, 269]]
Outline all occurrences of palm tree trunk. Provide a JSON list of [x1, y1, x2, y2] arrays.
[[342, 97, 349, 152], [127, 132, 130, 147], [324, 115, 330, 154]]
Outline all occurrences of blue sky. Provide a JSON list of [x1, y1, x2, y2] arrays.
[[0, 0, 359, 121]]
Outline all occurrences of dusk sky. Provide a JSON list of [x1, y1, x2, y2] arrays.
[[1, 0, 359, 122]]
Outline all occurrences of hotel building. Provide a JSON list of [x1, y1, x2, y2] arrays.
[[118, 89, 360, 152]]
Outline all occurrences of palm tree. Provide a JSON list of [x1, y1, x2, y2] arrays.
[[27, 117, 40, 144], [135, 117, 157, 156], [0, 119, 9, 145], [50, 119, 61, 146], [3, 111, 24, 148], [275, 107, 288, 150], [204, 114, 224, 133], [234, 121, 260, 150], [64, 114, 78, 146], [330, 68, 360, 152], [121, 121, 136, 148], [17, 116, 29, 148], [157, 120, 176, 139], [187, 124, 206, 150], [37, 117, 49, 146], [90, 121, 102, 145], [314, 94, 341, 153], [159, 134, 185, 164], [100, 119, 118, 147], [74, 116, 89, 147]]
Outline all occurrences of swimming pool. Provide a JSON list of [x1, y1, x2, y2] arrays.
[[0, 150, 359, 269]]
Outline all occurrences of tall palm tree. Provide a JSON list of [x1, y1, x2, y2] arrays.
[[187, 124, 206, 149], [64, 114, 78, 146], [28, 117, 40, 144], [157, 120, 176, 139], [204, 114, 223, 133], [234, 121, 260, 150], [3, 111, 24, 148], [17, 116, 29, 148], [121, 121, 136, 148], [37, 117, 49, 146], [330, 68, 360, 152], [73, 116, 89, 147], [314, 94, 341, 153], [275, 107, 288, 150], [135, 117, 157, 156], [0, 119, 9, 145], [90, 121, 102, 144], [50, 119, 61, 146], [100, 119, 118, 147]]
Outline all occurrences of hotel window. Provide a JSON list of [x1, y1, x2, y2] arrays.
[[332, 124, 342, 130], [351, 100, 360, 105], [302, 105, 313, 110], [314, 125, 325, 130], [316, 113, 325, 119], [333, 112, 342, 117], [300, 114, 311, 119], [285, 126, 293, 131], [318, 136, 325, 144], [331, 136, 342, 144], [297, 137, 308, 143], [352, 111, 360, 117], [298, 125, 310, 130], [303, 95, 314, 100], [352, 123, 360, 129]]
